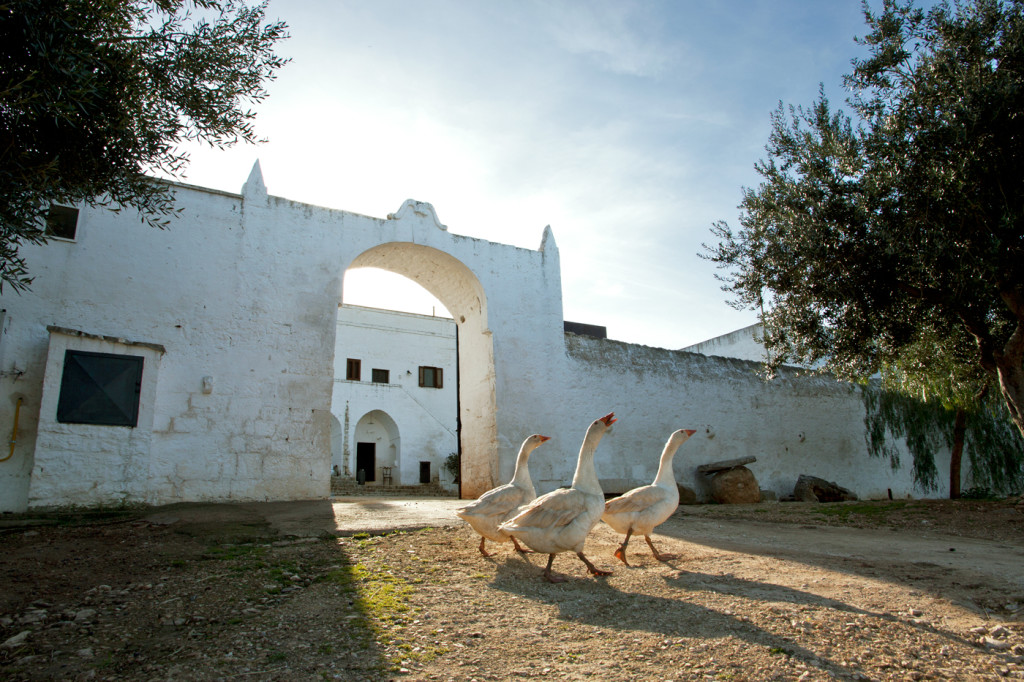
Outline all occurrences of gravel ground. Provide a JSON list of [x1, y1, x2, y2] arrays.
[[0, 497, 1022, 681]]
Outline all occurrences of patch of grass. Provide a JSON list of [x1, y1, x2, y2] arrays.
[[769, 646, 794, 656]]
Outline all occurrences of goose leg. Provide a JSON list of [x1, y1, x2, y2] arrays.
[[613, 529, 633, 565], [543, 554, 567, 583], [645, 534, 677, 562], [477, 536, 493, 557], [576, 552, 612, 577], [511, 537, 534, 554]]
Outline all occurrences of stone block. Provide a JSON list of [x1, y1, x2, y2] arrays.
[[710, 466, 761, 504]]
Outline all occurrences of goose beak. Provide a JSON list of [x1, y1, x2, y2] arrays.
[[684, 429, 697, 436], [538, 435, 551, 442], [599, 412, 616, 426]]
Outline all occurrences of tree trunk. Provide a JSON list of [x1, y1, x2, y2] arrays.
[[995, 304, 1024, 439], [949, 408, 967, 500], [995, 345, 1024, 442]]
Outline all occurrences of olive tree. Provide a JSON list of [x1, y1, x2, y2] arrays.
[[705, 0, 1024, 446], [0, 0, 288, 291]]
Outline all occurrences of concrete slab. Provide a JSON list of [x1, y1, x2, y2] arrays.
[[143, 496, 466, 539]]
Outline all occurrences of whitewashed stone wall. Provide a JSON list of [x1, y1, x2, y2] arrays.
[[542, 334, 952, 501], [0, 163, 951, 512], [332, 305, 457, 488], [0, 164, 565, 510]]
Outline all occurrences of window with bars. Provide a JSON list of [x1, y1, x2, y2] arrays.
[[418, 366, 443, 389], [371, 368, 389, 384], [346, 358, 361, 381], [56, 350, 144, 427]]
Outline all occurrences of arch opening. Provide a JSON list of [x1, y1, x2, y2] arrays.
[[351, 409, 400, 486], [338, 243, 497, 498]]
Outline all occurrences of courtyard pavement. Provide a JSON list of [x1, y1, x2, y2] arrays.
[[142, 495, 466, 538]]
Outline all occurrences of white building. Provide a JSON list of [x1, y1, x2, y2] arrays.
[[332, 305, 457, 490], [680, 324, 767, 363], [0, 163, 958, 512]]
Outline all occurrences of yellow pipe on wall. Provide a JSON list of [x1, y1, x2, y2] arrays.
[[2, 396, 22, 463]]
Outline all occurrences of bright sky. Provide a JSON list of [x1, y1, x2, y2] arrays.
[[173, 0, 873, 350]]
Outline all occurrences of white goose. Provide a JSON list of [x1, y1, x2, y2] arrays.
[[499, 413, 616, 582], [602, 428, 696, 565], [455, 434, 551, 556]]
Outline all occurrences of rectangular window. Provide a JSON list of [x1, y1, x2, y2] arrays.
[[346, 358, 361, 381], [45, 205, 79, 240], [418, 366, 443, 389], [371, 368, 389, 384], [56, 350, 144, 427]]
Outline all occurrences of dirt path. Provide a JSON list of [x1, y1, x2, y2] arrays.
[[0, 498, 1021, 680]]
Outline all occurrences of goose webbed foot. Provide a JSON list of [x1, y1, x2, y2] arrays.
[[477, 537, 494, 557], [614, 529, 633, 565], [577, 551, 612, 577], [645, 535, 677, 562], [543, 554, 567, 583]]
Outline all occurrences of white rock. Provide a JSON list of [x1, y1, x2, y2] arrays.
[[74, 609, 96, 622], [989, 625, 1010, 638], [2, 631, 30, 648], [983, 637, 1012, 651]]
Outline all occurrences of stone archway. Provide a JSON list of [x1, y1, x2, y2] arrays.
[[352, 409, 400, 485], [344, 243, 497, 498]]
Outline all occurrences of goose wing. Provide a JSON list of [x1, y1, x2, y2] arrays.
[[456, 484, 524, 520], [501, 488, 586, 531], [604, 485, 664, 514]]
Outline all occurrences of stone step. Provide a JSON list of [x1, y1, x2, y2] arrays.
[[330, 478, 456, 497]]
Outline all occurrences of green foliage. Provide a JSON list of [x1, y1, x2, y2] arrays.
[[960, 486, 997, 500], [862, 382, 1024, 493], [443, 451, 460, 483], [0, 0, 288, 291], [704, 0, 1024, 439]]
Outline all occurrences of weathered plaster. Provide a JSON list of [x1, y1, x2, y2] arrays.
[[0, 163, 954, 511]]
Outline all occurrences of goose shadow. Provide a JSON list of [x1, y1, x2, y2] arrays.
[[489, 549, 982, 676], [652, 512, 1024, 603], [489, 557, 848, 677], [660, 568, 977, 649]]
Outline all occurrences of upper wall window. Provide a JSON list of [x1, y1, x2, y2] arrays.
[[346, 358, 361, 381], [56, 350, 144, 427], [371, 368, 389, 384], [418, 366, 443, 389], [45, 205, 79, 240]]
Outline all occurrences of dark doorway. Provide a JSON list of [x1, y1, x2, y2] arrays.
[[419, 461, 431, 484], [356, 442, 376, 482]]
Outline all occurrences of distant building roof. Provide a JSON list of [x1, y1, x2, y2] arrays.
[[564, 321, 607, 339]]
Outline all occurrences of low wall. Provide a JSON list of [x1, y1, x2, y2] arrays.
[[542, 334, 953, 501]]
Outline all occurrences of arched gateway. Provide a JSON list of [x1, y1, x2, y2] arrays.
[[6, 162, 566, 508], [345, 241, 497, 497], [0, 161, 946, 511]]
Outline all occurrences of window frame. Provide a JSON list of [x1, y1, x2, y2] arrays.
[[418, 365, 443, 389], [55, 349, 144, 427], [346, 358, 361, 381], [371, 368, 389, 384]]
